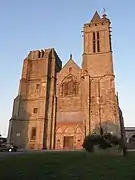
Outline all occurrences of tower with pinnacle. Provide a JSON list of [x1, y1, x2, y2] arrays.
[[7, 11, 124, 150], [82, 11, 121, 135]]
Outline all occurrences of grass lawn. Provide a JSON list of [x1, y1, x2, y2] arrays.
[[0, 151, 135, 180]]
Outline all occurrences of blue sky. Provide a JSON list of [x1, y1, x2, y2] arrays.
[[0, 0, 135, 137]]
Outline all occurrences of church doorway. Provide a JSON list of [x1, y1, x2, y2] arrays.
[[63, 136, 74, 149]]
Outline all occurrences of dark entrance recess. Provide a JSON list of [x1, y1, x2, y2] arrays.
[[63, 136, 74, 149]]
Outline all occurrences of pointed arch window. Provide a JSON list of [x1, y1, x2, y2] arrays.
[[92, 31, 100, 53], [60, 76, 79, 97]]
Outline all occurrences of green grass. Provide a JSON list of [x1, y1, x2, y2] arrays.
[[0, 151, 135, 180]]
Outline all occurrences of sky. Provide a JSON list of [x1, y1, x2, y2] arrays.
[[0, 0, 135, 137]]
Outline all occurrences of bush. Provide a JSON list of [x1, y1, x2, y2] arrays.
[[104, 133, 120, 147], [82, 132, 121, 152], [82, 134, 101, 152]]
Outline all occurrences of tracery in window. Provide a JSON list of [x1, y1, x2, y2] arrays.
[[60, 75, 79, 97]]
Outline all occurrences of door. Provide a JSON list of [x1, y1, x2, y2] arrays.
[[63, 136, 74, 149]]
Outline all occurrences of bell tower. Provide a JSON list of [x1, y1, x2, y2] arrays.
[[82, 11, 113, 77], [82, 11, 121, 136]]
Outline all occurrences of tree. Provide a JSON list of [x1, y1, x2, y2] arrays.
[[82, 134, 101, 152], [82, 129, 121, 153], [0, 134, 7, 146]]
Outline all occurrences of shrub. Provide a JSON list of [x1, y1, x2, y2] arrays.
[[82, 132, 121, 152], [82, 134, 102, 152]]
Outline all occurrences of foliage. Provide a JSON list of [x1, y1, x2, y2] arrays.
[[0, 135, 7, 146], [82, 132, 121, 152], [82, 134, 101, 152]]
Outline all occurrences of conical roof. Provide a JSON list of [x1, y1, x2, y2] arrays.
[[90, 11, 101, 23]]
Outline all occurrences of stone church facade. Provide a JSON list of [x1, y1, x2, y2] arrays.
[[7, 11, 123, 150]]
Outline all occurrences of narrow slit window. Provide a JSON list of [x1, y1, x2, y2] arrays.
[[109, 34, 112, 51], [93, 32, 96, 53], [97, 32, 100, 52], [33, 108, 38, 114], [93, 32, 96, 40], [31, 127, 36, 140], [97, 31, 100, 39], [69, 68, 72, 73], [36, 84, 40, 90]]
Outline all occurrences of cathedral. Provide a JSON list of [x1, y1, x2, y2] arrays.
[[7, 11, 124, 150]]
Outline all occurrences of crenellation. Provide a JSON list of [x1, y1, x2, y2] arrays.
[[40, 50, 44, 58], [26, 48, 55, 60]]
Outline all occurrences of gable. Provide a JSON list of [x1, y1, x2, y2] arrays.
[[62, 59, 81, 70], [57, 59, 82, 85], [59, 59, 81, 76]]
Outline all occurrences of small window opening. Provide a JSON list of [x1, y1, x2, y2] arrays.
[[33, 108, 38, 114], [31, 127, 36, 140]]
